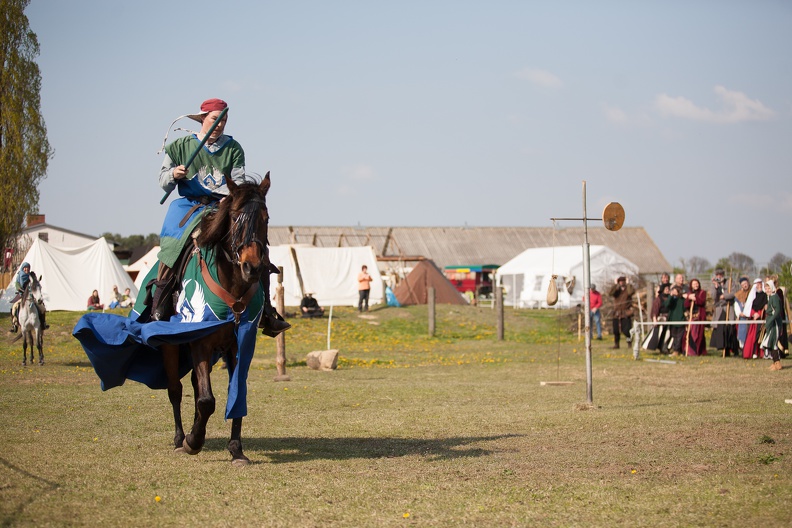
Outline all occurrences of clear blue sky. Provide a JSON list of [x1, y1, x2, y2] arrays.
[[26, 0, 792, 270]]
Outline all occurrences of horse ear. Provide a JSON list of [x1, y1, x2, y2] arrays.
[[227, 178, 238, 193], [260, 172, 271, 195]]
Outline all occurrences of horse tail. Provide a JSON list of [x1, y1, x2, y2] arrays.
[[10, 334, 22, 344]]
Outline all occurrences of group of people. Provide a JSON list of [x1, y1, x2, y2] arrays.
[[637, 270, 787, 370], [86, 286, 135, 311]]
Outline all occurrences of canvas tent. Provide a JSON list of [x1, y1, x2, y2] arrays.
[[267, 245, 383, 307], [0, 237, 138, 312], [393, 260, 467, 306], [124, 246, 160, 290], [495, 245, 639, 309]]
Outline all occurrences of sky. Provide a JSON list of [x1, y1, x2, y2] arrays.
[[25, 0, 792, 270]]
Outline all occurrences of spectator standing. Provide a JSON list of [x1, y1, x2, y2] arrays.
[[733, 277, 751, 353], [709, 269, 737, 355], [357, 265, 373, 312], [665, 285, 687, 357], [762, 278, 783, 371], [589, 284, 603, 340], [644, 283, 671, 353], [683, 278, 707, 356], [608, 276, 635, 349], [742, 279, 767, 359]]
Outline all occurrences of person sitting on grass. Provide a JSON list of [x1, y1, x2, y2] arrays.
[[87, 290, 104, 311], [300, 293, 324, 318]]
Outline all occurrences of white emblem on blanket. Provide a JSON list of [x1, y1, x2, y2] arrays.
[[176, 279, 208, 323]]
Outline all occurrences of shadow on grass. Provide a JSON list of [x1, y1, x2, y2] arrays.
[[63, 361, 93, 368], [202, 434, 523, 463], [0, 457, 60, 528]]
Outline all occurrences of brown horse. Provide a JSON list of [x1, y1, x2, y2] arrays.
[[161, 174, 271, 466]]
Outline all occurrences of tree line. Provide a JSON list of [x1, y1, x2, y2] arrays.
[[676, 252, 791, 288]]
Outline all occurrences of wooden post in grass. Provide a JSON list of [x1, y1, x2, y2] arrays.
[[274, 266, 290, 381], [496, 285, 504, 341], [428, 287, 436, 337]]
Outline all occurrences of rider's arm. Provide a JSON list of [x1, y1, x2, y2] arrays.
[[159, 153, 178, 193]]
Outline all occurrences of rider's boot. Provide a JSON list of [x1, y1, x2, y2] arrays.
[[39, 306, 49, 330], [258, 266, 291, 338], [10, 304, 18, 333], [148, 263, 177, 322]]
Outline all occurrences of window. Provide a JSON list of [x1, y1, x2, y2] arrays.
[[533, 275, 544, 292], [38, 232, 48, 243]]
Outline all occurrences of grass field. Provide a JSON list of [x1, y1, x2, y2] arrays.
[[0, 305, 790, 527]]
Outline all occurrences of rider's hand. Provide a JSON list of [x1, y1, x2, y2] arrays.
[[173, 165, 188, 180]]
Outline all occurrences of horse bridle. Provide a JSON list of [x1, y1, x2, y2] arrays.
[[198, 194, 269, 324], [224, 196, 268, 268]]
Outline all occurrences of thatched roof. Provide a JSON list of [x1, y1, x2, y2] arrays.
[[268, 226, 671, 277]]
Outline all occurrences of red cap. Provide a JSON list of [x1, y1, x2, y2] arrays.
[[200, 98, 228, 113]]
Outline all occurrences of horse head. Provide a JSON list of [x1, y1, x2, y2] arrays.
[[198, 173, 271, 285], [25, 272, 44, 305]]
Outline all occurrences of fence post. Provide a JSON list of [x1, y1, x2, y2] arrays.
[[274, 266, 290, 382], [428, 287, 436, 337], [496, 285, 504, 341]]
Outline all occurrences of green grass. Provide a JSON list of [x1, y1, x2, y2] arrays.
[[1, 306, 790, 527]]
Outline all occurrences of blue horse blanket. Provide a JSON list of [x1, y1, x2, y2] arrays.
[[73, 247, 263, 420]]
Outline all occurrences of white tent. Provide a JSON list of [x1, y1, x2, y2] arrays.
[[268, 245, 382, 307], [496, 245, 639, 309], [0, 237, 138, 312], [124, 246, 160, 291]]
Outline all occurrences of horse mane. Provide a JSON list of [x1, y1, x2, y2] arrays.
[[197, 179, 268, 251], [20, 272, 38, 304]]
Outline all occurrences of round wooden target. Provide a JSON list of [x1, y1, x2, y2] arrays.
[[602, 202, 625, 231]]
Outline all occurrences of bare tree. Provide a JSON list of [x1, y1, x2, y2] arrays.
[[727, 252, 755, 275], [0, 0, 53, 249], [687, 256, 711, 276], [766, 252, 790, 274]]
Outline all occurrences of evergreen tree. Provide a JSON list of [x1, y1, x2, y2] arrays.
[[0, 0, 53, 249]]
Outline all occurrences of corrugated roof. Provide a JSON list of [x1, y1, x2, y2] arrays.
[[267, 226, 671, 276]]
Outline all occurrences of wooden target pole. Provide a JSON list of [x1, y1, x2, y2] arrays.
[[274, 266, 290, 382]]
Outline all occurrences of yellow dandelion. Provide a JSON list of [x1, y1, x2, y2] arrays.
[[403, 512, 410, 518], [631, 469, 636, 474], [155, 496, 162, 503], [93, 437, 98, 442]]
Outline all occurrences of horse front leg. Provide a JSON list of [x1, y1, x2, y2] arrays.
[[161, 344, 185, 451], [36, 329, 44, 365], [182, 348, 214, 455], [224, 345, 250, 466], [22, 334, 28, 366]]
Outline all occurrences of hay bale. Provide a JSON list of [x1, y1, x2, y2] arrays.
[[306, 349, 339, 371]]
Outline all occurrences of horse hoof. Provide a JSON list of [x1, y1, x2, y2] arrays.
[[231, 456, 250, 467], [182, 438, 201, 455]]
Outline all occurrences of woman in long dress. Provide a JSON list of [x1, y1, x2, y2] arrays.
[[742, 279, 767, 359], [643, 283, 671, 353], [761, 278, 783, 371], [683, 278, 707, 356]]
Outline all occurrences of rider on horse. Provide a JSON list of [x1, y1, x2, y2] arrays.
[[10, 262, 48, 332], [151, 98, 290, 337]]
